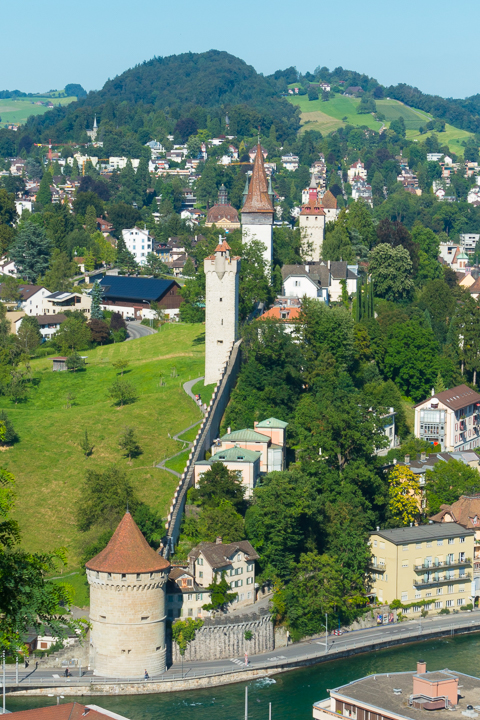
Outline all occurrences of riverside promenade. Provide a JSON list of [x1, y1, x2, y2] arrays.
[[4, 610, 480, 696]]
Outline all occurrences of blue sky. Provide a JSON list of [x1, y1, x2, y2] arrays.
[[2, 0, 478, 99]]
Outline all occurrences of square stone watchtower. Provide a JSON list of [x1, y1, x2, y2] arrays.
[[204, 239, 240, 387]]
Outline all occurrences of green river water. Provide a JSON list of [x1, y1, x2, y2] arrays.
[[6, 634, 480, 720]]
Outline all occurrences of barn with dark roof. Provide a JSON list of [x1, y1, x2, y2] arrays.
[[98, 275, 183, 320]]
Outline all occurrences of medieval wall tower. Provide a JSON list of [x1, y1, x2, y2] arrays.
[[204, 239, 240, 386], [241, 142, 274, 268], [299, 174, 326, 262], [86, 512, 170, 678]]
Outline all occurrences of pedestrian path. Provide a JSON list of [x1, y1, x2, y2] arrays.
[[156, 376, 204, 477]]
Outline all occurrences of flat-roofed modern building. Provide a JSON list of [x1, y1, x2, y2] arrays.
[[313, 662, 479, 720], [369, 523, 475, 614]]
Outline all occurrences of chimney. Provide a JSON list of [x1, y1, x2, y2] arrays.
[[431, 388, 435, 397], [227, 427, 231, 434], [421, 452, 426, 462], [405, 454, 410, 465], [376, 526, 380, 531], [216, 536, 222, 544], [417, 661, 427, 674]]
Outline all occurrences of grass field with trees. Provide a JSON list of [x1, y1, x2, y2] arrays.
[[290, 95, 474, 154], [1, 323, 205, 570], [0, 96, 77, 126]]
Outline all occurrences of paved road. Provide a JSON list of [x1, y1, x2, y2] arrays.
[[126, 321, 156, 340], [5, 610, 480, 688]]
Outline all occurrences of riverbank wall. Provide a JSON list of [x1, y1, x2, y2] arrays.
[[8, 618, 480, 696]]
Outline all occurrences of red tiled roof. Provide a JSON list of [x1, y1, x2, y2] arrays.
[[321, 190, 337, 209], [207, 204, 239, 224], [430, 495, 480, 529], [300, 201, 325, 216], [8, 703, 123, 720], [214, 240, 231, 252], [85, 512, 170, 574], [242, 143, 274, 214], [259, 307, 301, 322]]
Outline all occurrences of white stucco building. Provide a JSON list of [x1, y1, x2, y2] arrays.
[[122, 227, 153, 266]]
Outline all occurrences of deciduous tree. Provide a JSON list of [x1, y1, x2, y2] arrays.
[[388, 465, 421, 526]]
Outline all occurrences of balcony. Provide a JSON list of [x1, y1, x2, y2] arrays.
[[414, 558, 471, 572], [413, 573, 471, 588], [369, 563, 386, 573]]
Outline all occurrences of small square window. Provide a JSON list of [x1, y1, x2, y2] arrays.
[[121, 574, 126, 580]]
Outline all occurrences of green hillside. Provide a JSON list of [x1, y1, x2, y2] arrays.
[[0, 95, 77, 126], [290, 94, 474, 154], [3, 324, 205, 568]]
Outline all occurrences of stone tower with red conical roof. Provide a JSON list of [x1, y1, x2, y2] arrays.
[[241, 142, 274, 267], [299, 174, 326, 261], [204, 239, 240, 386], [86, 512, 170, 678]]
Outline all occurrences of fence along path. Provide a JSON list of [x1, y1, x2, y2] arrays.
[[161, 339, 242, 557]]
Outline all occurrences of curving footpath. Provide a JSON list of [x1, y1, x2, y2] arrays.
[[156, 376, 205, 478]]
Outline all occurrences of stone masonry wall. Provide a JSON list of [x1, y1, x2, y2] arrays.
[[169, 612, 274, 663], [162, 339, 242, 556]]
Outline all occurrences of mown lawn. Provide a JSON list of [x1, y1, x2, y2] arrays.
[[165, 449, 191, 474], [3, 323, 205, 568], [191, 379, 216, 406]]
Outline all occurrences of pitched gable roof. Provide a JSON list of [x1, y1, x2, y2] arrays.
[[8, 704, 130, 720], [220, 428, 271, 443], [430, 495, 480, 529], [242, 143, 274, 214], [416, 384, 480, 411], [99, 276, 179, 302], [256, 417, 289, 429], [196, 447, 262, 464], [85, 512, 170, 574], [188, 540, 259, 569], [321, 190, 337, 209], [259, 306, 301, 322]]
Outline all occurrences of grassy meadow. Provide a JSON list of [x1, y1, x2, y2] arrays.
[[0, 96, 77, 126], [3, 324, 205, 569], [289, 94, 474, 154]]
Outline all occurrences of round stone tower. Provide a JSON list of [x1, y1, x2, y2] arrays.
[[85, 512, 170, 678]]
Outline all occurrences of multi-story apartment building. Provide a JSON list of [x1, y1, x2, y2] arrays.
[[414, 384, 480, 451], [188, 539, 259, 608], [313, 662, 479, 720], [121, 227, 153, 266], [369, 523, 475, 614]]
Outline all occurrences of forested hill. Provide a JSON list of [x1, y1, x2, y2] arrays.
[[25, 50, 300, 145], [386, 83, 480, 134], [88, 51, 278, 108]]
